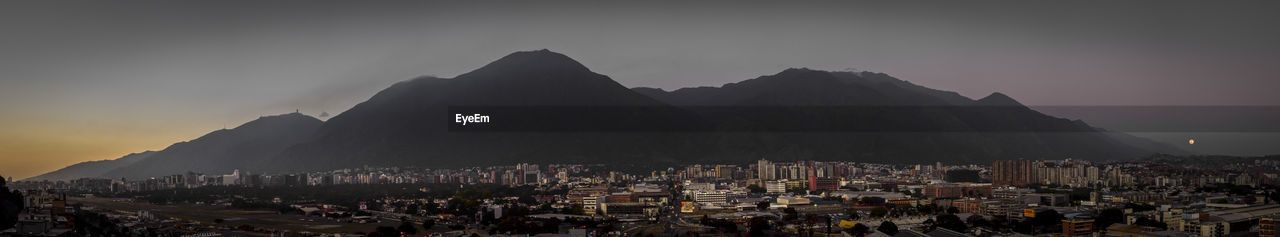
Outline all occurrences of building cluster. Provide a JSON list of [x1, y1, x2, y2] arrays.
[[11, 157, 1280, 237], [992, 158, 1276, 189], [12, 164, 601, 193]]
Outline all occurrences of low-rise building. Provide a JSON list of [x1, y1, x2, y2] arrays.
[[1062, 216, 1095, 236]]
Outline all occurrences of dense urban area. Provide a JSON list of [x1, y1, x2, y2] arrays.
[[4, 156, 1280, 237]]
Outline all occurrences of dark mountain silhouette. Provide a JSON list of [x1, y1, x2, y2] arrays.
[[975, 92, 1023, 106], [264, 50, 703, 172], [268, 51, 1180, 170], [31, 50, 1186, 178], [831, 71, 975, 105], [636, 68, 1185, 164], [102, 113, 322, 179], [633, 69, 970, 106], [23, 151, 155, 181]]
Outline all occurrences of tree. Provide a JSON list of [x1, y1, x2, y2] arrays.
[[850, 223, 871, 237], [756, 201, 771, 211], [749, 217, 771, 237], [870, 207, 888, 218], [538, 217, 562, 234], [369, 226, 398, 237], [404, 203, 420, 215], [783, 208, 799, 221], [565, 204, 584, 215], [506, 205, 531, 217], [423, 202, 442, 215], [747, 185, 766, 193], [1014, 220, 1035, 234], [991, 215, 1012, 230], [422, 219, 436, 231], [701, 216, 738, 233], [877, 221, 899, 235], [936, 214, 968, 232], [966, 214, 991, 229], [917, 204, 938, 215], [480, 209, 497, 225], [446, 197, 480, 215], [859, 197, 886, 205], [517, 195, 539, 205], [398, 221, 419, 234], [0, 181, 23, 231], [1033, 210, 1064, 227]]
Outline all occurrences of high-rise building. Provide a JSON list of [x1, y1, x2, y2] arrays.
[[1029, 160, 1100, 187], [517, 163, 540, 185], [715, 165, 733, 179], [788, 165, 803, 180], [993, 159, 1033, 187], [757, 159, 776, 180], [686, 164, 705, 178]]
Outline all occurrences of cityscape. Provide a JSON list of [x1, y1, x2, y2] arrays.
[[6, 156, 1280, 236], [3, 1, 1280, 237]]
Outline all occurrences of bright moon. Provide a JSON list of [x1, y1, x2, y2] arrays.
[[1188, 139, 1195, 145]]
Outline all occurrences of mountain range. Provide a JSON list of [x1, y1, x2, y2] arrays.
[[23, 151, 155, 181], [25, 49, 1184, 181]]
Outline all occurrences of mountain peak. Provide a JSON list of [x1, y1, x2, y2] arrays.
[[236, 112, 322, 130], [753, 67, 843, 86], [469, 49, 589, 75], [256, 112, 317, 122], [776, 67, 826, 76], [976, 92, 1023, 106]]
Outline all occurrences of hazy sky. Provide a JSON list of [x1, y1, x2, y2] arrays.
[[2, 0, 1279, 179]]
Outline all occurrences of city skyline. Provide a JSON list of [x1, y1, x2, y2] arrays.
[[6, 1, 1280, 236], [9, 157, 1275, 236]]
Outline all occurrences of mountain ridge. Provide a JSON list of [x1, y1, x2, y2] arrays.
[[23, 151, 155, 181], [634, 67, 1186, 163], [101, 112, 323, 179], [264, 49, 699, 172], [29, 50, 1186, 179]]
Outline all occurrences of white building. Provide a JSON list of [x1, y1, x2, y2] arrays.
[[694, 191, 728, 204], [765, 180, 787, 193], [221, 169, 240, 186]]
